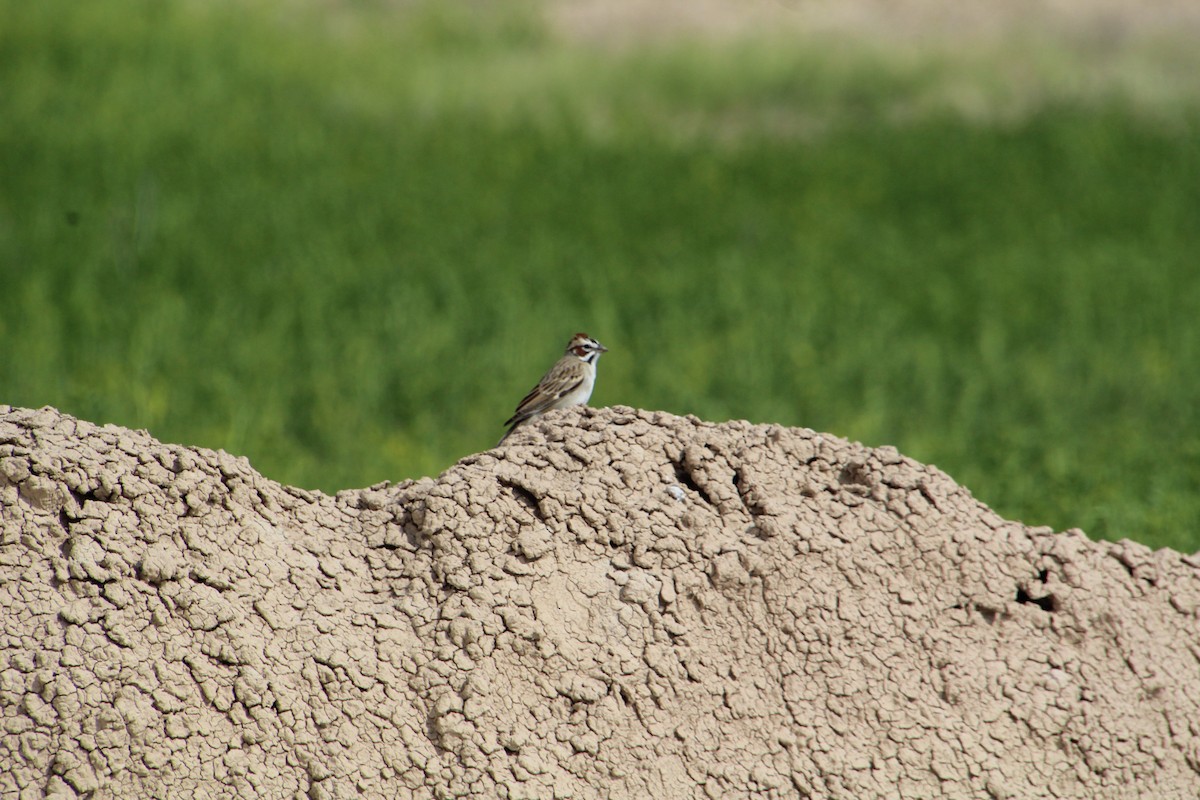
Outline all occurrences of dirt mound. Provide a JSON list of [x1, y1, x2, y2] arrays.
[[2, 404, 1199, 798]]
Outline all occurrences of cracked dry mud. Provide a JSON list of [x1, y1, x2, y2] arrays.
[[2, 404, 1199, 798]]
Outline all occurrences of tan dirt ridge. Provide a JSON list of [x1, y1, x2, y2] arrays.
[[2, 404, 1199, 798]]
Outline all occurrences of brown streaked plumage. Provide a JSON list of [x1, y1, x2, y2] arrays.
[[499, 332, 608, 445]]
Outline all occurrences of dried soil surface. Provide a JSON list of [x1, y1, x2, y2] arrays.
[[3, 404, 1200, 798]]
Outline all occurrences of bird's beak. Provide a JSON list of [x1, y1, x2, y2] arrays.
[[598, 343, 609, 352]]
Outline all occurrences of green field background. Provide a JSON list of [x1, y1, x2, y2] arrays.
[[3, 1, 1198, 550]]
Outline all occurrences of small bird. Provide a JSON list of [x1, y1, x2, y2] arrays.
[[499, 332, 608, 444]]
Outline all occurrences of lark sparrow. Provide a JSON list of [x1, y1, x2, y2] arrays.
[[499, 332, 608, 444]]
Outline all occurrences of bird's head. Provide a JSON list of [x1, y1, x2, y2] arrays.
[[566, 332, 608, 363]]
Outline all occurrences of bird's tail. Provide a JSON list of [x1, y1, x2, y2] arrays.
[[496, 423, 519, 447]]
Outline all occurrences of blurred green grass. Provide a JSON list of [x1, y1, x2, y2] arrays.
[[2, 0, 1198, 550]]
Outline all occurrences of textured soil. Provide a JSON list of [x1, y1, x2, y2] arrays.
[[3, 404, 1200, 798]]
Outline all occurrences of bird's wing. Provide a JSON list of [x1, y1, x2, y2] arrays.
[[503, 360, 585, 427]]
